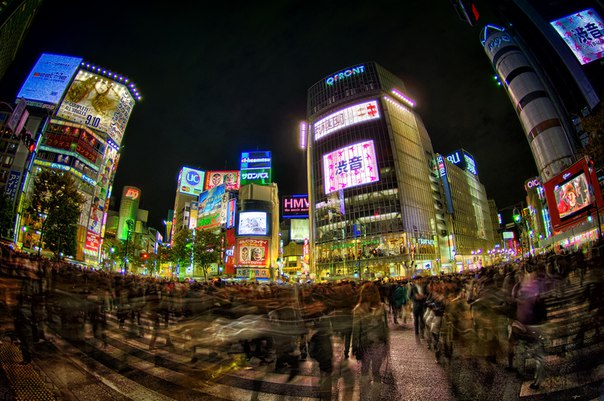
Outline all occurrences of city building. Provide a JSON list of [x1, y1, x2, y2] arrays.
[[305, 62, 451, 279], [453, 0, 604, 245], [6, 53, 141, 264], [0, 0, 43, 81]]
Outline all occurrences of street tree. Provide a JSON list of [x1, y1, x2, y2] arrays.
[[170, 228, 193, 276], [193, 229, 222, 281], [27, 170, 85, 258], [0, 193, 14, 239]]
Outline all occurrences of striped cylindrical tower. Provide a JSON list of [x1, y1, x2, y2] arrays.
[[481, 25, 575, 181]]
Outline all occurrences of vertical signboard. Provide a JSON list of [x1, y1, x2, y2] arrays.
[[437, 155, 455, 214], [240, 151, 272, 186]]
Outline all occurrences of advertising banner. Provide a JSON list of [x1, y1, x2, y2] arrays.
[[226, 199, 236, 229], [197, 211, 221, 230], [551, 9, 604, 65], [4, 171, 21, 203], [240, 151, 272, 186], [56, 69, 135, 145], [290, 219, 310, 242], [85, 230, 101, 252], [204, 170, 240, 191], [314, 100, 380, 141], [17, 53, 82, 105], [198, 184, 225, 214], [237, 239, 269, 267], [178, 167, 205, 196], [322, 140, 380, 194], [282, 194, 309, 218]]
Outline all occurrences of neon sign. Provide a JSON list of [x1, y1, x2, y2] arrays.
[[314, 100, 380, 141], [124, 187, 140, 199], [325, 65, 365, 86], [551, 9, 604, 65], [322, 140, 379, 194]]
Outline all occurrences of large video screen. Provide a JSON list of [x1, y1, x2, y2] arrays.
[[551, 9, 604, 65], [323, 140, 380, 194], [17, 53, 82, 105], [237, 211, 269, 236], [553, 172, 592, 220], [56, 69, 135, 145]]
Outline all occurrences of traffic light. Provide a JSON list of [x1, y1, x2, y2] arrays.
[[21, 130, 36, 152], [513, 208, 521, 223]]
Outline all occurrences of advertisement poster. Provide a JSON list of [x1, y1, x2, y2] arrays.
[[17, 53, 82, 105], [323, 140, 380, 194], [551, 8, 604, 65], [204, 170, 240, 191], [314, 100, 380, 141], [237, 239, 269, 266], [4, 171, 21, 203], [85, 230, 101, 252], [198, 184, 225, 214], [56, 70, 135, 145]]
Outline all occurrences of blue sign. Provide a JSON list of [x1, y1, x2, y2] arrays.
[[240, 151, 272, 170], [17, 53, 82, 105], [437, 155, 455, 215], [186, 170, 202, 186], [4, 171, 21, 203], [446, 149, 477, 176]]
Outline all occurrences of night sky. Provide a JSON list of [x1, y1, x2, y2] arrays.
[[0, 0, 538, 230]]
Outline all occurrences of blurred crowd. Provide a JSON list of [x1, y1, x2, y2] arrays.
[[1, 241, 602, 400]]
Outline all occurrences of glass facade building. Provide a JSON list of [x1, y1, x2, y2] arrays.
[[306, 62, 441, 279]]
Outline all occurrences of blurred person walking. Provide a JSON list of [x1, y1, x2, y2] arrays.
[[352, 282, 390, 401]]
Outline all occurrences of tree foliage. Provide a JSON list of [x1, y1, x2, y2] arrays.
[[170, 228, 193, 268], [27, 170, 85, 258], [193, 229, 222, 281], [581, 106, 604, 170], [0, 193, 14, 239]]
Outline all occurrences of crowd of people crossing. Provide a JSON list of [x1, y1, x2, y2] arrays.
[[1, 240, 602, 400]]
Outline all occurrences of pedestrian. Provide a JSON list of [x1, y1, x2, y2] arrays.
[[409, 277, 427, 338], [352, 282, 389, 401], [308, 316, 333, 401], [392, 281, 408, 324]]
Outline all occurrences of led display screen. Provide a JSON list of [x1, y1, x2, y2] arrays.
[[56, 69, 135, 145], [323, 140, 379, 194], [551, 9, 604, 65], [204, 170, 240, 191], [17, 53, 82, 105], [237, 238, 269, 266], [553, 172, 592, 220], [178, 167, 205, 196], [314, 100, 380, 141], [237, 211, 269, 236]]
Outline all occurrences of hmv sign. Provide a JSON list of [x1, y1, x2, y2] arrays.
[[283, 195, 309, 218]]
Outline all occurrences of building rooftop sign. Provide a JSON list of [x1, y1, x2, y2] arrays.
[[325, 65, 365, 86]]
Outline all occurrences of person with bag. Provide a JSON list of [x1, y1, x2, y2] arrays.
[[352, 282, 389, 401]]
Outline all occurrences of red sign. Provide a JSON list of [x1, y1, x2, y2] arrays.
[[237, 238, 269, 267], [85, 230, 100, 252], [124, 188, 140, 199]]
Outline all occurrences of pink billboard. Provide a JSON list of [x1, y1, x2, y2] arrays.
[[204, 170, 240, 191], [322, 140, 380, 194]]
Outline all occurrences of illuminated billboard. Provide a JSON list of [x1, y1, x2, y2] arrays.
[[323, 140, 380, 194], [178, 167, 205, 196], [283, 194, 309, 218], [56, 69, 135, 145], [290, 219, 310, 242], [446, 149, 478, 175], [240, 151, 272, 186], [543, 157, 604, 230], [314, 100, 380, 141], [237, 211, 269, 236], [237, 238, 269, 267], [437, 155, 455, 214], [551, 9, 604, 65], [198, 184, 226, 214], [204, 170, 240, 191], [17, 53, 82, 106]]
